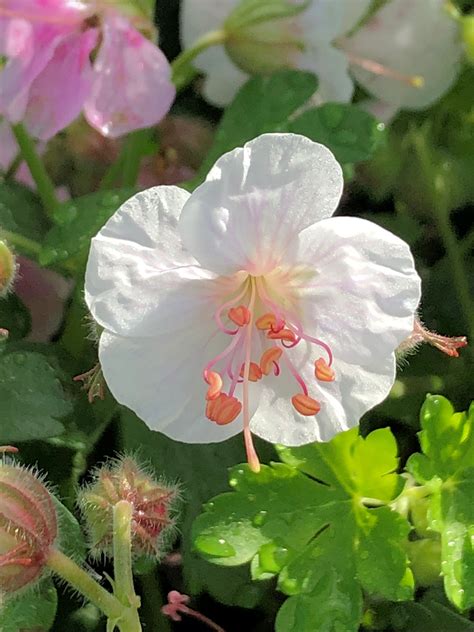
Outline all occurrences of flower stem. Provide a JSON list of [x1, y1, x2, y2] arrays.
[[0, 228, 41, 257], [46, 547, 142, 632], [113, 501, 137, 607], [121, 132, 144, 188], [11, 123, 59, 218], [46, 548, 124, 621], [171, 29, 227, 91]]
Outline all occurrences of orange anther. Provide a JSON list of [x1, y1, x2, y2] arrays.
[[267, 328, 296, 344], [314, 358, 335, 382], [228, 305, 251, 327], [255, 312, 284, 331], [204, 370, 223, 400], [259, 347, 283, 375], [239, 362, 263, 382], [291, 393, 321, 416], [206, 393, 242, 425]]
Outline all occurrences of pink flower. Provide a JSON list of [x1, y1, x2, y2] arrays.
[[0, 0, 175, 139]]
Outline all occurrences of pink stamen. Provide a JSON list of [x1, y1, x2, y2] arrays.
[[281, 352, 309, 396], [288, 319, 333, 366]]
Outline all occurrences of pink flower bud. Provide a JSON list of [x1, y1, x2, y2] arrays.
[[0, 456, 57, 595], [78, 456, 179, 559]]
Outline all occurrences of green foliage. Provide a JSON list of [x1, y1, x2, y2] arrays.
[[0, 182, 46, 244], [39, 188, 135, 267], [192, 70, 383, 187], [0, 351, 71, 442], [0, 579, 58, 632], [289, 103, 384, 164], [193, 428, 414, 631], [407, 395, 474, 610], [0, 293, 31, 340], [119, 410, 274, 607]]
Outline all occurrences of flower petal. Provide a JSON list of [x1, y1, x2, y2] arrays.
[[85, 185, 218, 337], [84, 15, 175, 137], [251, 216, 421, 446], [298, 45, 353, 103], [179, 133, 343, 276], [345, 0, 462, 109], [99, 328, 241, 443], [0, 22, 72, 121], [201, 47, 248, 107], [24, 29, 97, 140], [251, 349, 395, 445]]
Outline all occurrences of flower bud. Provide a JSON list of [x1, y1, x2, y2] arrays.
[[224, 0, 308, 74], [78, 456, 179, 559], [0, 241, 17, 297], [0, 456, 58, 595]]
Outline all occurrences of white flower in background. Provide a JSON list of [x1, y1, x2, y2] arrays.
[[180, 0, 462, 110], [85, 133, 421, 471], [344, 0, 463, 110], [180, 0, 369, 106]]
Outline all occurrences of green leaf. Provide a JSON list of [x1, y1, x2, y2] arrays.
[[192, 70, 318, 187], [0, 293, 31, 340], [0, 578, 58, 632], [289, 103, 385, 164], [0, 182, 47, 244], [54, 496, 87, 562], [0, 351, 71, 442], [119, 410, 274, 607], [193, 427, 413, 631], [39, 188, 135, 266], [407, 395, 474, 610]]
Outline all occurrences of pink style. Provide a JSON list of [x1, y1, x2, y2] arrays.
[[0, 0, 176, 139]]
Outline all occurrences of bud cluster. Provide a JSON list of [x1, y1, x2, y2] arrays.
[[78, 456, 179, 559]]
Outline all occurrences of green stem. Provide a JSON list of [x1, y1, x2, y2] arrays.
[[0, 228, 41, 257], [100, 154, 125, 190], [47, 548, 142, 632], [46, 548, 124, 621], [171, 29, 227, 90], [121, 133, 143, 188], [11, 123, 59, 218], [113, 501, 136, 606]]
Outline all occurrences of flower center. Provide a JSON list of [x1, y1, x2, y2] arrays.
[[203, 271, 335, 472]]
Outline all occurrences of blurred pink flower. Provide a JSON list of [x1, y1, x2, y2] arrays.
[[0, 0, 175, 139]]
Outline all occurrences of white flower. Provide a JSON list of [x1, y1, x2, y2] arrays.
[[180, 0, 365, 106], [180, 0, 462, 110], [85, 133, 421, 471], [344, 0, 462, 110]]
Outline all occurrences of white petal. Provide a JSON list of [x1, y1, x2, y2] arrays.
[[251, 346, 395, 445], [85, 186, 217, 337], [100, 327, 244, 444], [201, 48, 248, 107], [251, 216, 421, 446], [345, 0, 462, 109], [298, 45, 353, 103], [179, 133, 343, 276], [182, 0, 247, 106], [180, 0, 237, 51]]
